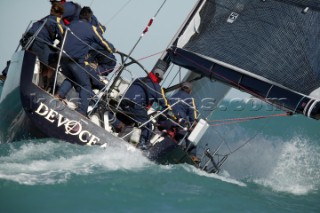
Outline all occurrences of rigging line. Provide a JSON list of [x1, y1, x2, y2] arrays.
[[211, 127, 233, 154], [68, 29, 117, 63], [209, 115, 284, 127], [54, 28, 118, 88], [122, 0, 167, 64], [54, 48, 107, 90], [135, 77, 165, 97], [209, 113, 291, 155], [31, 20, 117, 72], [57, 28, 123, 86], [89, 0, 95, 7], [106, 0, 168, 101], [16, 20, 35, 52], [91, 97, 166, 133], [208, 113, 289, 123], [51, 45, 120, 103], [218, 112, 290, 156], [99, 50, 164, 75], [105, 0, 132, 26], [228, 121, 268, 155], [173, 51, 294, 113], [161, 65, 177, 87], [209, 120, 259, 156], [205, 107, 216, 121], [136, 50, 165, 61], [167, 66, 181, 88], [120, 100, 180, 140], [204, 97, 218, 121]]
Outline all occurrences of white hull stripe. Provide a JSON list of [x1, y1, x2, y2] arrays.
[[308, 100, 319, 118], [303, 99, 314, 116]]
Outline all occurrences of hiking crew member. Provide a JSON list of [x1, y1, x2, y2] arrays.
[[19, 2, 64, 89], [56, 7, 116, 116], [23, 2, 64, 68], [50, 0, 116, 79]]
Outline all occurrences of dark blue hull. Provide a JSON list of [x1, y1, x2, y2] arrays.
[[0, 51, 44, 142], [1, 50, 197, 167]]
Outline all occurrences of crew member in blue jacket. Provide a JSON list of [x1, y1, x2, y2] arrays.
[[26, 2, 64, 66], [170, 82, 198, 154], [170, 82, 197, 127], [50, 0, 115, 79], [56, 6, 116, 116], [20, 2, 64, 89], [120, 69, 169, 149]]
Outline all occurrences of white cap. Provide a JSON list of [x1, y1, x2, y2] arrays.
[[152, 68, 164, 80]]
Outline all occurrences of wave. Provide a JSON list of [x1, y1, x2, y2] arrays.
[[0, 139, 152, 185], [1, 135, 318, 196], [253, 137, 320, 195], [197, 98, 320, 195], [0, 138, 248, 188], [182, 164, 246, 187], [218, 130, 320, 195]]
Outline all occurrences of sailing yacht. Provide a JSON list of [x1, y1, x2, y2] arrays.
[[0, 0, 319, 174]]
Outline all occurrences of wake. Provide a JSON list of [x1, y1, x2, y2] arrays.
[[0, 139, 151, 185]]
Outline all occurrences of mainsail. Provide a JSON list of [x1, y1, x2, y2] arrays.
[[158, 0, 320, 120]]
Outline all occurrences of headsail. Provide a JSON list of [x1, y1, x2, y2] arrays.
[[163, 0, 320, 120]]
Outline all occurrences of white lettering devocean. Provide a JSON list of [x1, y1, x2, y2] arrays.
[[34, 102, 100, 145]]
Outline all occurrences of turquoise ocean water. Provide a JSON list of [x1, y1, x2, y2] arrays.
[[0, 82, 319, 213]]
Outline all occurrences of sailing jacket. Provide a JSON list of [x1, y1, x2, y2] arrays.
[[123, 73, 168, 110], [27, 15, 64, 44], [170, 90, 197, 124], [63, 19, 115, 63]]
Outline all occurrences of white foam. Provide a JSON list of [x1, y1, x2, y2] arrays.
[[0, 140, 151, 185], [208, 127, 320, 195], [182, 164, 246, 187], [253, 137, 320, 195]]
